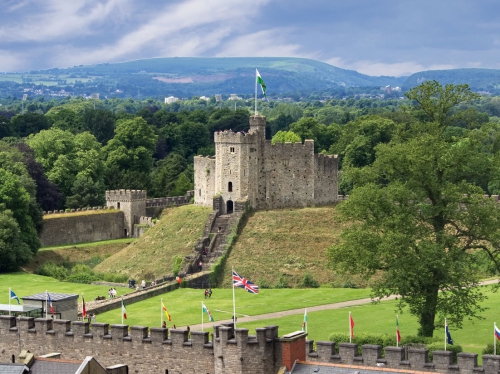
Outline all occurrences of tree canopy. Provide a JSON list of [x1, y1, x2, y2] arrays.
[[328, 81, 500, 337]]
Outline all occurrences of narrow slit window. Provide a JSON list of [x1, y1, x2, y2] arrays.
[[228, 182, 233, 192]]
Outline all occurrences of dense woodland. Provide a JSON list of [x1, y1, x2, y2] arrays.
[[1, 83, 500, 273]]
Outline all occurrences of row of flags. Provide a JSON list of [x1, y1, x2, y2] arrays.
[[8, 289, 54, 316]]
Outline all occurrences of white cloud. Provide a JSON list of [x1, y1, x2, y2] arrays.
[[0, 0, 131, 42], [325, 57, 457, 77], [215, 29, 306, 58]]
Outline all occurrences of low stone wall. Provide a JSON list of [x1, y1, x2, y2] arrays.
[[40, 211, 125, 247]]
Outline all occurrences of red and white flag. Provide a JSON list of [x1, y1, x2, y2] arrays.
[[121, 299, 127, 319], [349, 313, 355, 339], [82, 296, 87, 318]]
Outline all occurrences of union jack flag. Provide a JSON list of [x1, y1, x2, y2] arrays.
[[232, 270, 259, 294]]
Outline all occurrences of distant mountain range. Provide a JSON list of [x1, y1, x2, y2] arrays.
[[2, 57, 500, 99]]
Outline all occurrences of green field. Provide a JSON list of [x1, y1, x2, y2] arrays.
[[1, 272, 498, 360]]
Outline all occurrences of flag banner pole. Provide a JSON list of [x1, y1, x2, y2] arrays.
[[495, 322, 497, 356], [305, 308, 307, 333], [349, 312, 352, 343], [45, 290, 48, 319], [396, 315, 399, 348], [232, 267, 237, 329], [254, 69, 258, 115], [9, 288, 11, 316], [121, 297, 124, 325], [444, 318, 447, 351], [202, 302, 204, 332], [161, 298, 163, 327]]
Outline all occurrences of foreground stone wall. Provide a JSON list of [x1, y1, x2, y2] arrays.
[[2, 316, 500, 374], [40, 211, 124, 246]]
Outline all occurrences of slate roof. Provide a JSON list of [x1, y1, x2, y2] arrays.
[[29, 359, 82, 374], [290, 362, 436, 374], [21, 293, 78, 302], [0, 364, 29, 374]]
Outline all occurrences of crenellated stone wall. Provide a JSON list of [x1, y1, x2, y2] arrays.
[[194, 115, 339, 214], [1, 316, 498, 374]]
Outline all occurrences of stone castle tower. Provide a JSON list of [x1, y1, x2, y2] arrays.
[[105, 189, 147, 237], [194, 115, 338, 214]]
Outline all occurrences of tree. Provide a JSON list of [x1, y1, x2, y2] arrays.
[[328, 81, 500, 337], [83, 108, 116, 144], [271, 130, 301, 145], [10, 112, 51, 138]]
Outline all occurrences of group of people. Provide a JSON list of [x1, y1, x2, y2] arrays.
[[204, 288, 212, 298], [217, 129, 247, 136], [107, 288, 117, 298]]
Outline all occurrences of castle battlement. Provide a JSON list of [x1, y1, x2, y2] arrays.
[[106, 189, 147, 202], [214, 131, 258, 144]]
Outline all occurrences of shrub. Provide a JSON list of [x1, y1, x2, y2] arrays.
[[258, 278, 271, 289], [36, 262, 68, 280], [300, 272, 320, 288], [66, 273, 98, 284], [99, 272, 128, 283], [172, 256, 183, 276], [72, 264, 93, 274], [275, 275, 290, 289], [483, 343, 494, 355], [426, 342, 462, 363]]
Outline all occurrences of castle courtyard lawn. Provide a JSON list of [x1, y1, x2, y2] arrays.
[[0, 272, 131, 302]]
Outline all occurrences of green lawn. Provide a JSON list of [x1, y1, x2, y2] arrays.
[[40, 238, 136, 251], [0, 272, 131, 302], [1, 272, 498, 360]]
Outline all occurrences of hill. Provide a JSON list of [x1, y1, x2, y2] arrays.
[[94, 205, 212, 280], [223, 205, 351, 288], [6, 57, 406, 99], [403, 68, 500, 92]]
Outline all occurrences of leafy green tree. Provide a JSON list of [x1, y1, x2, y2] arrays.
[[83, 108, 116, 144], [170, 173, 193, 196], [10, 113, 51, 138], [271, 130, 301, 145], [46, 107, 86, 133], [66, 175, 105, 208], [328, 81, 499, 337], [103, 117, 157, 190], [150, 153, 187, 197], [0, 208, 33, 272]]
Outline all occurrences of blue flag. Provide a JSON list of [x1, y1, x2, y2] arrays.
[[446, 324, 453, 345], [10, 290, 20, 304]]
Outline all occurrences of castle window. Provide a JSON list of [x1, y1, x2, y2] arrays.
[[230, 147, 235, 153], [228, 182, 233, 192], [117, 202, 121, 209], [199, 189, 201, 196]]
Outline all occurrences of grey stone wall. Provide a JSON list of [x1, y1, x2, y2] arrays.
[[193, 115, 338, 213], [106, 190, 147, 237], [40, 211, 124, 247]]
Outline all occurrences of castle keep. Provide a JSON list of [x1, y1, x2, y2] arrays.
[[194, 115, 339, 213]]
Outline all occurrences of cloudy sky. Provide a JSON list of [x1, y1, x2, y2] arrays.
[[1, 0, 499, 76]]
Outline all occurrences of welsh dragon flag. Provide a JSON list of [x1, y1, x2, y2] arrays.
[[256, 69, 266, 97], [202, 303, 214, 322]]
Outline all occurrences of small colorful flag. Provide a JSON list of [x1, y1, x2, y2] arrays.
[[232, 270, 259, 294], [302, 309, 308, 332], [10, 289, 20, 305], [47, 293, 55, 314], [446, 323, 453, 345], [256, 69, 266, 97], [495, 324, 500, 340], [349, 313, 355, 339], [122, 299, 127, 320], [82, 296, 87, 318], [396, 316, 401, 343], [162, 300, 172, 321], [202, 303, 214, 322]]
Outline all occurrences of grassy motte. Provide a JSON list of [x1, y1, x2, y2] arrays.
[[223, 205, 353, 288], [94, 205, 212, 280]]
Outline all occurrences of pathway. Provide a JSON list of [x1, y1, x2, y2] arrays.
[[188, 278, 500, 331]]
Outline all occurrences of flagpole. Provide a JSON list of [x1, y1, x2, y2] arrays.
[[9, 288, 11, 316], [161, 298, 163, 327], [349, 312, 352, 343], [495, 322, 497, 356], [45, 290, 48, 318], [444, 318, 447, 351], [232, 267, 237, 329], [254, 69, 258, 115], [396, 315, 399, 348], [202, 302, 204, 332], [121, 297, 124, 325], [305, 308, 307, 334]]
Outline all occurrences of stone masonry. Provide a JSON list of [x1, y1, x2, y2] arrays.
[[194, 115, 339, 214], [1, 316, 499, 374]]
